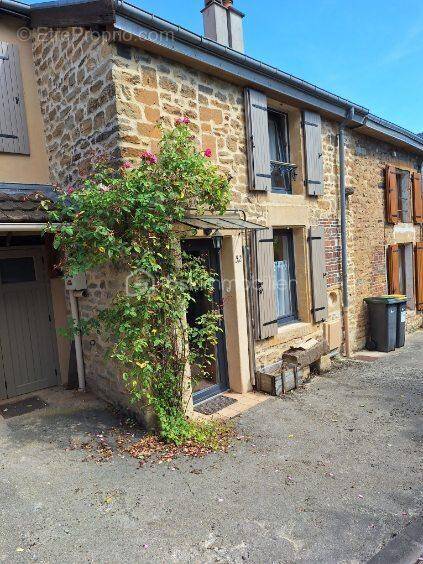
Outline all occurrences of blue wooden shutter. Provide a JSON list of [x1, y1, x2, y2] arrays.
[[253, 227, 278, 339], [0, 41, 29, 155], [309, 226, 328, 323], [245, 88, 271, 192], [303, 110, 323, 196]]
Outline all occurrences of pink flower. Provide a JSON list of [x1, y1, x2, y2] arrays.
[[204, 148, 212, 158], [175, 117, 190, 125], [99, 183, 111, 193], [140, 150, 158, 164], [66, 186, 75, 195]]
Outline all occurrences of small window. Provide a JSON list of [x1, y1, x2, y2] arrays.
[[397, 170, 412, 223], [273, 229, 298, 324], [268, 110, 293, 194], [0, 257, 36, 284]]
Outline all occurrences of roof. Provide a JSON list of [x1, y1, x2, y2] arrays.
[[1, 0, 423, 156], [0, 183, 56, 223]]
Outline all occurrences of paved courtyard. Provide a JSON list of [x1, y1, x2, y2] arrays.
[[0, 331, 422, 563]]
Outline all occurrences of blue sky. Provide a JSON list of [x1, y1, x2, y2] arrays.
[[123, 0, 423, 133]]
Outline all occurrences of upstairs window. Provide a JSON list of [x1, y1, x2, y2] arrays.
[[385, 166, 412, 224], [397, 170, 412, 223], [268, 110, 292, 194], [0, 41, 29, 155]]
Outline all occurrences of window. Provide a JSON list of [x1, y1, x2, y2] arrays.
[[388, 243, 414, 309], [397, 170, 412, 223], [273, 229, 298, 324], [0, 257, 36, 284], [268, 110, 293, 193]]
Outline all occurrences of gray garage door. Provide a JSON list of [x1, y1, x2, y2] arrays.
[[0, 247, 59, 400]]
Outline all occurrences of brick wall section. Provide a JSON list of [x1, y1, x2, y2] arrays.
[[319, 218, 342, 287], [32, 28, 120, 186]]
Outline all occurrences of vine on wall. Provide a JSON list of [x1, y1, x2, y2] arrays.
[[45, 122, 231, 444]]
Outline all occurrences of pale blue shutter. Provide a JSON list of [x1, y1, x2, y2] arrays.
[[253, 227, 278, 339], [309, 226, 328, 322], [303, 110, 323, 196], [245, 88, 271, 192], [0, 42, 29, 155]]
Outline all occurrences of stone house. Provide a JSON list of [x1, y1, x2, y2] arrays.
[[0, 0, 422, 416]]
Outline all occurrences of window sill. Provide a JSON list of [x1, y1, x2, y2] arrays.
[[269, 320, 316, 345]]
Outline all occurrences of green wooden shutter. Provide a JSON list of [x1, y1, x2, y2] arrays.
[[309, 226, 328, 322], [253, 228, 278, 339], [245, 88, 271, 192], [0, 41, 29, 155], [303, 110, 324, 196]]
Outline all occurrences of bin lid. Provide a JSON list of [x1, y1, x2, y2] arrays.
[[364, 294, 407, 304]]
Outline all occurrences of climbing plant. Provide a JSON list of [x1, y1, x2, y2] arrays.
[[45, 121, 231, 444]]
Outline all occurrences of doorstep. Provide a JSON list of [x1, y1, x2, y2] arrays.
[[192, 391, 270, 421]]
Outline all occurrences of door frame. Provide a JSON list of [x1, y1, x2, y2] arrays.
[[182, 238, 230, 404], [0, 245, 61, 400]]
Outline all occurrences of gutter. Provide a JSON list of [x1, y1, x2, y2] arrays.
[[0, 0, 30, 17]]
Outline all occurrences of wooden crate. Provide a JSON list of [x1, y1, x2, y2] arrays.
[[256, 361, 300, 396]]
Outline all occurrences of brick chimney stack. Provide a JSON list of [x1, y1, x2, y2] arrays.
[[202, 0, 245, 53]]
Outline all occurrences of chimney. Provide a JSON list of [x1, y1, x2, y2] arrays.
[[202, 0, 245, 53]]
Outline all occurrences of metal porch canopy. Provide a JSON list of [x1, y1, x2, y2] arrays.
[[178, 214, 265, 231]]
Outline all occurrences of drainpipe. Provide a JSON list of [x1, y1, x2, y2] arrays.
[[68, 290, 86, 391], [338, 109, 353, 358]]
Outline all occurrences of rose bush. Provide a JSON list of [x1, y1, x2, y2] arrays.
[[45, 122, 231, 444]]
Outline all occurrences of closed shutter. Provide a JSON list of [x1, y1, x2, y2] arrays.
[[412, 172, 423, 224], [302, 110, 324, 196], [416, 242, 423, 311], [385, 165, 399, 223], [387, 244, 400, 294], [309, 226, 328, 323], [0, 41, 29, 155], [244, 88, 271, 192], [404, 244, 415, 309], [253, 227, 278, 339]]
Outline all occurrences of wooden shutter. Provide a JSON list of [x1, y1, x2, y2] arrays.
[[416, 242, 423, 311], [387, 244, 401, 294], [253, 227, 278, 339], [385, 165, 399, 223], [0, 41, 29, 155], [302, 110, 324, 196], [244, 88, 271, 192], [404, 244, 415, 309], [309, 226, 328, 323], [412, 172, 423, 224]]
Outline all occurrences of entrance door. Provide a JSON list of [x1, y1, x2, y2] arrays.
[[0, 247, 59, 400], [182, 238, 229, 403]]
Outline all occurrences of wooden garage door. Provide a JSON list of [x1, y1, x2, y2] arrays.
[[0, 247, 59, 399]]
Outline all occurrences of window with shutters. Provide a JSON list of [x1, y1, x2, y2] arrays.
[[385, 166, 412, 223], [387, 243, 415, 309], [273, 229, 298, 324], [268, 110, 294, 194], [0, 41, 29, 155], [396, 170, 412, 223]]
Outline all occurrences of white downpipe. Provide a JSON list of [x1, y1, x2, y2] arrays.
[[68, 290, 86, 392]]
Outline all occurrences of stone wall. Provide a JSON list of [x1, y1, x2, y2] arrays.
[[31, 26, 422, 403], [32, 28, 120, 186]]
